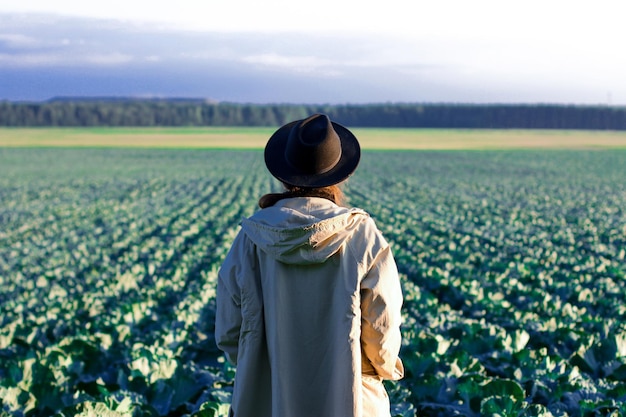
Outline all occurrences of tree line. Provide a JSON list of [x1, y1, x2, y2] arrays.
[[1, 99, 625, 130]]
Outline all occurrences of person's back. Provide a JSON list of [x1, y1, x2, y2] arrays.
[[215, 114, 404, 417]]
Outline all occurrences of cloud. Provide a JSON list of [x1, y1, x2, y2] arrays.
[[0, 52, 134, 67], [241, 53, 342, 76], [0, 33, 41, 48], [0, 12, 624, 104], [0, 14, 406, 75]]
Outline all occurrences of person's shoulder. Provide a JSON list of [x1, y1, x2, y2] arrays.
[[346, 209, 390, 253], [348, 207, 381, 232]]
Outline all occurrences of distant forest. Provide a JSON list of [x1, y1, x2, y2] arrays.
[[1, 99, 626, 130]]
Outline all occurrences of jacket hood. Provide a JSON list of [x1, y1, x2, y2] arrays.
[[240, 197, 368, 265]]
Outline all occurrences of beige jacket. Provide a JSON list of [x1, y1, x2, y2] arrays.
[[215, 197, 404, 417]]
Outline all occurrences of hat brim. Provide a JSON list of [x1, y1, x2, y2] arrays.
[[264, 119, 361, 188]]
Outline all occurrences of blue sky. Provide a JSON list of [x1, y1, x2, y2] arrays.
[[1, 0, 625, 104]]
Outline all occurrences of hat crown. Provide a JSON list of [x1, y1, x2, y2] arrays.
[[264, 113, 360, 188], [284, 114, 342, 175]]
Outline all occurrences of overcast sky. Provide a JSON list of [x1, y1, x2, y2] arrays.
[[1, 0, 625, 104]]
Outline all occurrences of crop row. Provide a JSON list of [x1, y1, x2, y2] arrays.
[[1, 148, 626, 416], [350, 151, 626, 415], [1, 149, 269, 415]]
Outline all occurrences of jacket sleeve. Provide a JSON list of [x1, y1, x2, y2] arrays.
[[360, 242, 405, 381], [215, 232, 245, 365]]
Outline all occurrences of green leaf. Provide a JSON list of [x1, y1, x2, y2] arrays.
[[480, 395, 523, 416], [483, 379, 525, 402], [170, 368, 202, 409], [572, 335, 624, 377], [72, 401, 134, 417], [403, 351, 438, 377], [194, 401, 231, 417], [456, 375, 486, 413], [519, 404, 554, 417], [510, 329, 530, 353], [0, 387, 36, 413]]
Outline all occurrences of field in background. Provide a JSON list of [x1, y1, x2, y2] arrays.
[[2, 127, 626, 149], [2, 134, 626, 415]]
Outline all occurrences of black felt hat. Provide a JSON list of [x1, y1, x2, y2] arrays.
[[264, 114, 361, 188]]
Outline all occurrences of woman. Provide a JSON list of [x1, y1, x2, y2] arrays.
[[215, 113, 404, 417]]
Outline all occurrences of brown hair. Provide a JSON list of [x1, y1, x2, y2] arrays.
[[258, 183, 346, 208]]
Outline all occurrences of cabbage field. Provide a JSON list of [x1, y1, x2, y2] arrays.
[[1, 147, 626, 416]]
